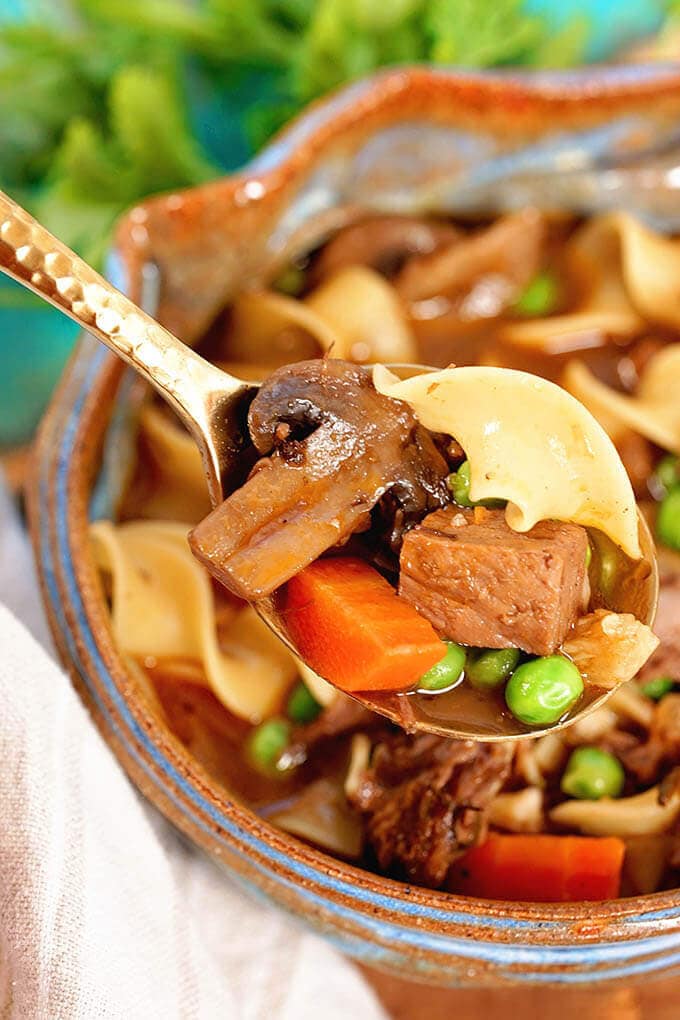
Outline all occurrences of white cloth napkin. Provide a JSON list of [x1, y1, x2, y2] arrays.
[[0, 477, 387, 1020]]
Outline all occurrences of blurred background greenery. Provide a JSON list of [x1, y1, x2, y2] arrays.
[[0, 0, 676, 446]]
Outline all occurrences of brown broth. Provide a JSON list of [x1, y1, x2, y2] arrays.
[[121, 210, 664, 806], [370, 677, 608, 739], [149, 670, 355, 810]]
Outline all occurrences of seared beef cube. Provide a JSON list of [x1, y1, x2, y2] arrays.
[[399, 507, 588, 656], [348, 731, 514, 887]]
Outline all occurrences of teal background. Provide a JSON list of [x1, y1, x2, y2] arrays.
[[0, 279, 81, 447], [527, 0, 664, 60]]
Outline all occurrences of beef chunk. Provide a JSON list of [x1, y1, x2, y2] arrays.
[[286, 696, 379, 767], [293, 696, 375, 747], [399, 507, 588, 656], [619, 694, 680, 785], [348, 731, 513, 886]]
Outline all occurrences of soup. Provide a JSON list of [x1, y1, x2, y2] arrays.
[[92, 208, 680, 902]]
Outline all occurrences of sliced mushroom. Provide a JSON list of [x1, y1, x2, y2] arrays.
[[266, 777, 364, 859], [488, 787, 544, 833], [190, 359, 449, 600]]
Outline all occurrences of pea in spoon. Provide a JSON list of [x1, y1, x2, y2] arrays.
[[0, 190, 658, 741]]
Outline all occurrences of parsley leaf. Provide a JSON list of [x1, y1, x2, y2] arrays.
[[33, 65, 218, 265], [0, 0, 595, 274]]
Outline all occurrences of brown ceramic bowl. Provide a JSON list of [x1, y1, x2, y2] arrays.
[[29, 65, 680, 988]]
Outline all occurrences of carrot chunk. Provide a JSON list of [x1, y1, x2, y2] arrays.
[[449, 833, 625, 902], [283, 557, 447, 693]]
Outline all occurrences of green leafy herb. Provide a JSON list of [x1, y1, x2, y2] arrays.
[[426, 0, 544, 66], [528, 16, 590, 69], [0, 0, 594, 276], [291, 0, 427, 103], [32, 65, 218, 265]]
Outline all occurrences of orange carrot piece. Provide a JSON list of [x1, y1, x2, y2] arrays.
[[449, 833, 625, 902], [283, 557, 447, 693]]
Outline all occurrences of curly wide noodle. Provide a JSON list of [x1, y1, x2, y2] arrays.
[[565, 344, 680, 455], [90, 520, 297, 722], [373, 363, 641, 559], [500, 212, 680, 354], [227, 265, 417, 366], [295, 659, 338, 707], [133, 405, 211, 523], [500, 213, 646, 352]]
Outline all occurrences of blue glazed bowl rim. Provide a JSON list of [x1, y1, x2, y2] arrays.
[[248, 61, 680, 174]]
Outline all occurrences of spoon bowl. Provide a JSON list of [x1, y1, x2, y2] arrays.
[[0, 191, 658, 741], [255, 509, 658, 741]]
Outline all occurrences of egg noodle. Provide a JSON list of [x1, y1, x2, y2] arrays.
[[88, 209, 680, 895]]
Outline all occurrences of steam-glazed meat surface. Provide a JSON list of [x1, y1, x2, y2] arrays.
[[349, 731, 513, 885], [190, 359, 449, 599], [399, 507, 588, 655]]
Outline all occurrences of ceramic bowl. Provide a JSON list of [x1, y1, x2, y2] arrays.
[[29, 65, 680, 988]]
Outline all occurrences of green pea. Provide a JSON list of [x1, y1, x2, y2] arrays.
[[505, 655, 583, 726], [466, 647, 520, 689], [418, 642, 466, 692], [585, 542, 592, 569], [513, 271, 559, 317], [560, 746, 625, 800], [655, 454, 679, 495], [592, 537, 620, 598], [447, 459, 474, 507], [273, 264, 305, 296], [287, 681, 322, 723], [248, 718, 290, 770], [657, 488, 680, 551], [640, 676, 675, 701], [446, 460, 504, 509]]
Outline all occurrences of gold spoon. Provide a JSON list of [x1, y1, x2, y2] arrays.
[[0, 190, 252, 508], [0, 190, 658, 741]]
